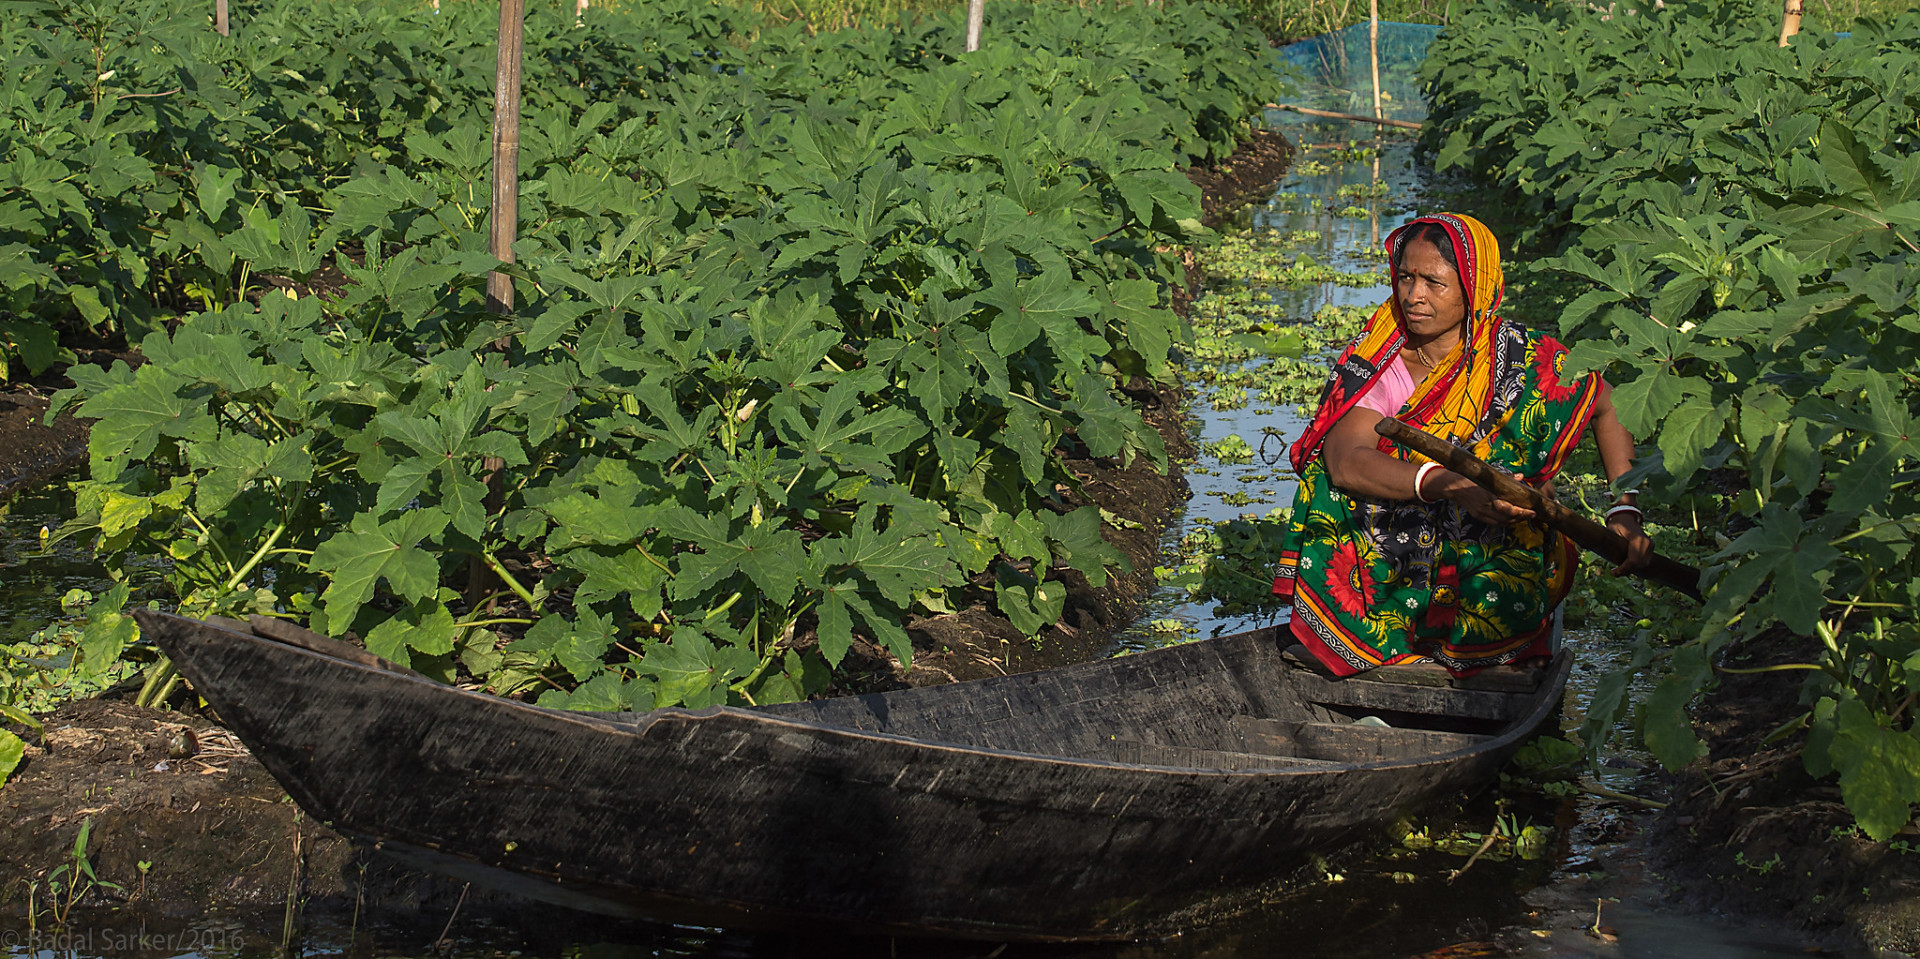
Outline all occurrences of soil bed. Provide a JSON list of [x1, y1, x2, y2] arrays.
[[0, 129, 1300, 932], [0, 391, 89, 503], [1188, 129, 1295, 227], [1637, 632, 1920, 957]]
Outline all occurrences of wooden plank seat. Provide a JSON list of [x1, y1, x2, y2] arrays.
[[1281, 644, 1549, 693]]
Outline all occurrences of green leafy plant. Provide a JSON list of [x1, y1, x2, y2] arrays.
[[28, 0, 1284, 708], [42, 817, 122, 924], [1424, 0, 1920, 838], [2, 587, 144, 718]]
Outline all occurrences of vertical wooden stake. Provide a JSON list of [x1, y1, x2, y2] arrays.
[[488, 0, 525, 315], [1370, 153, 1382, 247], [1778, 0, 1803, 44], [964, 0, 984, 52], [470, 0, 524, 613], [216, 0, 229, 35], [1369, 0, 1383, 120], [576, 0, 589, 22]]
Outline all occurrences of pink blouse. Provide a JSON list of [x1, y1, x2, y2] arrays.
[[1355, 354, 1417, 417]]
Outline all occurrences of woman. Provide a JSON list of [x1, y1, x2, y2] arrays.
[[1271, 213, 1653, 677]]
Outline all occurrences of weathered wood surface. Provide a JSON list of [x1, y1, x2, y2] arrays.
[[139, 613, 1570, 942], [487, 0, 526, 314]]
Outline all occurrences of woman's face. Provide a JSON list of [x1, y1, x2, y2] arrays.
[[1394, 236, 1468, 341]]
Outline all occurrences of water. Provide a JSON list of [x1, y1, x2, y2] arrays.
[[0, 487, 167, 649], [1110, 23, 1439, 652], [1109, 133, 1427, 653]]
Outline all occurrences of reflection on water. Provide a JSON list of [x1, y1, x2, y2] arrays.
[[0, 487, 167, 648]]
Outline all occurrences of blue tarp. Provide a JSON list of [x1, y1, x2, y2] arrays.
[[1273, 21, 1443, 126]]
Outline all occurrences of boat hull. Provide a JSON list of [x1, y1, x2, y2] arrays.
[[138, 611, 1567, 941]]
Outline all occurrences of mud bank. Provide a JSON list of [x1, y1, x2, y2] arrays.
[[0, 391, 88, 503], [1187, 129, 1295, 227], [1636, 635, 1920, 958], [0, 698, 634, 939]]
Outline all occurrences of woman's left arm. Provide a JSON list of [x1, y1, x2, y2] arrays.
[[1591, 381, 1655, 574]]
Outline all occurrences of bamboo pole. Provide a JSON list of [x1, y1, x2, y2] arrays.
[[215, 0, 229, 35], [964, 0, 984, 52], [488, 0, 525, 315], [469, 0, 525, 612], [1265, 103, 1421, 130], [576, 0, 588, 22], [1373, 417, 1705, 601], [1778, 0, 1803, 44], [1369, 0, 1383, 120]]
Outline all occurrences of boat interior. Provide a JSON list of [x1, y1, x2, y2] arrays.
[[754, 627, 1561, 770], [229, 615, 1557, 772]]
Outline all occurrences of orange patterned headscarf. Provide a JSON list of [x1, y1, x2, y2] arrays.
[[1289, 213, 1512, 473]]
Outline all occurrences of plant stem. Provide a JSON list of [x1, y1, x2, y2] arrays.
[[636, 545, 675, 577], [480, 550, 540, 609], [224, 522, 286, 591], [135, 659, 177, 709], [181, 510, 239, 578], [1581, 784, 1668, 809], [732, 648, 780, 703], [704, 592, 743, 622], [450, 617, 533, 630]]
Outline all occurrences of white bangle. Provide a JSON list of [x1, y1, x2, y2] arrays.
[[1414, 461, 1442, 503], [1605, 503, 1643, 521]]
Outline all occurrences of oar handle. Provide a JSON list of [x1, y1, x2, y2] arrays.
[[1373, 417, 1704, 602]]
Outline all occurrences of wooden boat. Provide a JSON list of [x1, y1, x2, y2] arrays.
[[136, 610, 1569, 942]]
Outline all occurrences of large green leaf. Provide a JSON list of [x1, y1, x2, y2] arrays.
[[80, 365, 213, 467], [636, 631, 757, 708], [1041, 506, 1126, 588], [511, 611, 619, 682], [994, 566, 1065, 637], [363, 598, 459, 669], [0, 730, 23, 789], [662, 509, 805, 606], [1608, 366, 1683, 436], [77, 583, 137, 680], [309, 509, 448, 633], [1829, 699, 1920, 841], [1641, 644, 1711, 771]]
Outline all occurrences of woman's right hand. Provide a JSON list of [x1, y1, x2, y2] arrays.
[[1429, 471, 1535, 526]]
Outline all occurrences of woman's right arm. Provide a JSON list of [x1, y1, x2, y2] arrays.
[[1322, 407, 1535, 525]]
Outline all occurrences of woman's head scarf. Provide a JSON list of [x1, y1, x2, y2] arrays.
[[1289, 212, 1513, 474]]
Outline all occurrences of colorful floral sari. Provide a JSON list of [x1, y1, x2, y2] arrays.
[[1271, 213, 1602, 676]]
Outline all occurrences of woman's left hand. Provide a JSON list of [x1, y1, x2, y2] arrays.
[[1607, 513, 1653, 575]]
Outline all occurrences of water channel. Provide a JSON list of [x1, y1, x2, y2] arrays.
[[1, 25, 1828, 959]]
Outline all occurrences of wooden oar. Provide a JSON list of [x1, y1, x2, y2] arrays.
[[1373, 417, 1704, 601], [1264, 103, 1422, 130]]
